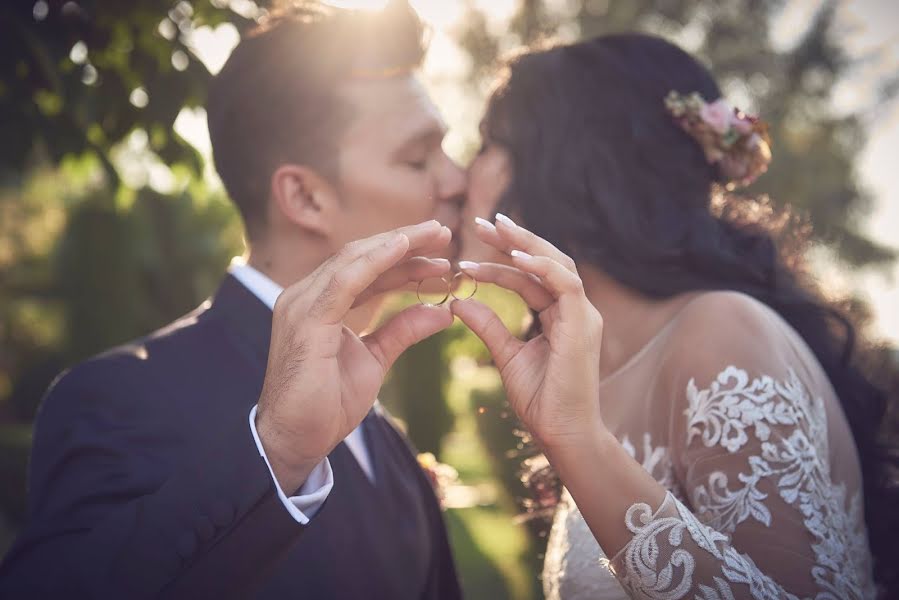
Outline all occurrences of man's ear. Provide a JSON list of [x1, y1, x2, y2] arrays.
[[270, 164, 339, 236]]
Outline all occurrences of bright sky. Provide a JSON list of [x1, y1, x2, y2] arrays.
[[175, 0, 899, 344]]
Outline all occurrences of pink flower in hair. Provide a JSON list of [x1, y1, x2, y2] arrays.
[[664, 90, 773, 189], [700, 98, 733, 135]]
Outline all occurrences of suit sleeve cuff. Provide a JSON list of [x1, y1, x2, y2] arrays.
[[248, 405, 334, 524]]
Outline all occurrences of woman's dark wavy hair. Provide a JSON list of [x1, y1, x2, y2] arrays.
[[483, 33, 899, 592]]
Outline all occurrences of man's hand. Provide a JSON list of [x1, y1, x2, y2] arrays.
[[255, 221, 454, 491]]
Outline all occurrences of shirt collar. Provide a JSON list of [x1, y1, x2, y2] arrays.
[[227, 257, 284, 311]]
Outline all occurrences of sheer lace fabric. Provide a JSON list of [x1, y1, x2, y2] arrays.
[[542, 292, 876, 600]]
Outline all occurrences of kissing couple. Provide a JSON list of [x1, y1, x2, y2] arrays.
[[2, 2, 892, 599]]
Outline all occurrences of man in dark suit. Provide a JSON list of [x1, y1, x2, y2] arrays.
[[0, 2, 466, 598]]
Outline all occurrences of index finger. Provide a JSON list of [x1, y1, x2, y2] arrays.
[[292, 220, 446, 300], [307, 232, 412, 323], [327, 220, 450, 275], [493, 214, 578, 275], [306, 220, 449, 323], [400, 222, 452, 259]]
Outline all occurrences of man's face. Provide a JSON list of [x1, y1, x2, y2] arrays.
[[331, 76, 466, 261]]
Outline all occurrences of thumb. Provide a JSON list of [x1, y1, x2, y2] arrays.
[[363, 304, 454, 372], [450, 299, 523, 371]]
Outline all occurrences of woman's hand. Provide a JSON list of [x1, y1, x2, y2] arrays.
[[452, 214, 607, 450], [455, 214, 668, 559]]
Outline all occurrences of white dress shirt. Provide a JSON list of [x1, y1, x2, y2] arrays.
[[230, 257, 376, 524]]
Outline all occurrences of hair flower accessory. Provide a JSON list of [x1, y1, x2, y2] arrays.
[[665, 90, 772, 189]]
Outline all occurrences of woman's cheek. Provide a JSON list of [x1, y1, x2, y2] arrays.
[[472, 156, 509, 215]]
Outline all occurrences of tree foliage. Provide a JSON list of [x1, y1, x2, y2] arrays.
[[0, 0, 258, 187], [1, 0, 257, 425]]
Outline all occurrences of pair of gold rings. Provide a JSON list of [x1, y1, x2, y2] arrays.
[[416, 272, 478, 306]]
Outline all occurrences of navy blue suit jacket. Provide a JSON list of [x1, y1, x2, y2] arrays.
[[0, 275, 461, 599]]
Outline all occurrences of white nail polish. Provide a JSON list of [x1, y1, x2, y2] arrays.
[[510, 250, 532, 260], [474, 217, 496, 230], [458, 261, 479, 271], [495, 213, 517, 228]]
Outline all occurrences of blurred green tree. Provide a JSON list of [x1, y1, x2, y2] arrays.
[[0, 0, 261, 186], [0, 0, 255, 524]]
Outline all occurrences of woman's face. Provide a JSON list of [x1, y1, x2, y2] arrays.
[[459, 126, 514, 263]]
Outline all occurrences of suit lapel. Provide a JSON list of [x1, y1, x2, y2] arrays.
[[210, 274, 273, 374], [360, 409, 382, 486], [363, 408, 414, 505]]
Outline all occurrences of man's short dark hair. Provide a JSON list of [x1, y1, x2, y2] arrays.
[[206, 1, 426, 239]]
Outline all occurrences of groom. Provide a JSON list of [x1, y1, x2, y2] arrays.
[[0, 2, 466, 598]]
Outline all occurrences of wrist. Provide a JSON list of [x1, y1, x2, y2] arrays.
[[542, 419, 617, 471], [256, 412, 322, 493]]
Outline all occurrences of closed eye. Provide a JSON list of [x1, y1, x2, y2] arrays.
[[405, 158, 428, 171]]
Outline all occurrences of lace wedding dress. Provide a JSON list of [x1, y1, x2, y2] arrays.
[[541, 292, 877, 600]]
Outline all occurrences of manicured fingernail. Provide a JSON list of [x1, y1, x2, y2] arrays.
[[474, 217, 496, 231], [430, 258, 451, 267], [415, 220, 439, 231], [458, 261, 479, 272], [510, 250, 532, 260], [495, 213, 517, 228], [442, 226, 453, 237]]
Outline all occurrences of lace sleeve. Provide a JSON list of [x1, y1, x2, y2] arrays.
[[605, 294, 876, 600]]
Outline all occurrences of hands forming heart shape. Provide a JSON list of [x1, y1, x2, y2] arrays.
[[255, 217, 606, 493]]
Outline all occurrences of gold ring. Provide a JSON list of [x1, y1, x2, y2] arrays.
[[416, 276, 450, 307], [450, 271, 478, 301]]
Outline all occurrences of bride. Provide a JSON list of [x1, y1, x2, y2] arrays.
[[453, 33, 897, 599]]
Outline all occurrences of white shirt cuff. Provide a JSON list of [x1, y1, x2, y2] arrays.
[[248, 405, 334, 524]]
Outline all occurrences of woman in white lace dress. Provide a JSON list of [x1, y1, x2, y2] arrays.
[[453, 33, 897, 599]]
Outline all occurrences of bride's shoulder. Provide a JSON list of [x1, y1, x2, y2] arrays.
[[672, 290, 777, 333], [659, 290, 791, 377]]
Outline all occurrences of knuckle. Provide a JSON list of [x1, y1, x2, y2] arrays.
[[586, 312, 603, 335], [330, 270, 350, 292], [308, 301, 327, 320], [359, 250, 379, 268], [340, 240, 362, 258], [484, 313, 505, 336], [310, 284, 339, 318], [565, 273, 585, 294]]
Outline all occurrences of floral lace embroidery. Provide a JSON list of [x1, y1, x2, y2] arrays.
[[542, 434, 684, 600], [684, 366, 872, 599], [542, 432, 692, 600], [620, 433, 684, 503], [617, 492, 797, 600], [611, 366, 874, 600]]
